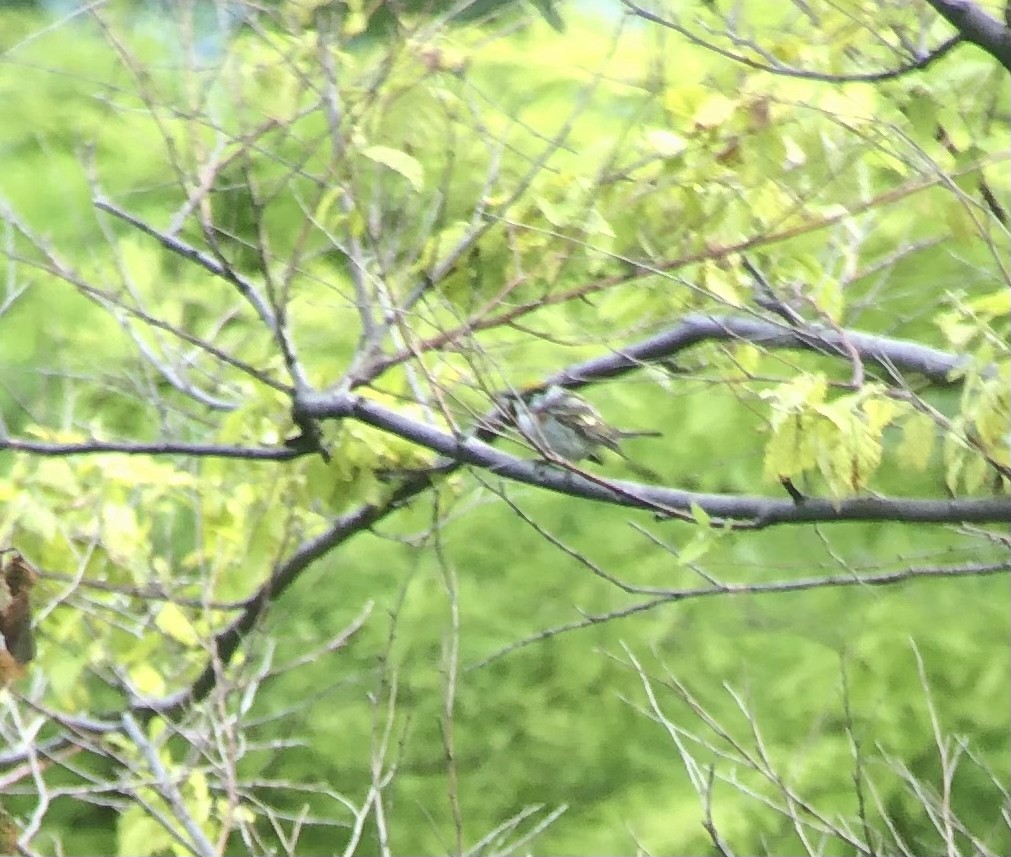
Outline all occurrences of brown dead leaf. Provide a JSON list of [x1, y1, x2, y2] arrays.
[[0, 549, 37, 684]]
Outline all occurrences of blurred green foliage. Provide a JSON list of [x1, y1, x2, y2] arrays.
[[1, 1, 1008, 855]]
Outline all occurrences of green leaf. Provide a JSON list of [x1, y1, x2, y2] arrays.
[[47, 654, 90, 708], [689, 502, 711, 528], [967, 289, 1011, 318], [118, 805, 174, 857], [733, 343, 761, 377], [33, 458, 78, 491], [943, 430, 967, 493], [764, 413, 817, 481], [361, 145, 425, 192], [692, 93, 737, 130], [761, 373, 828, 418], [898, 411, 936, 473], [101, 503, 144, 566], [811, 273, 843, 322], [813, 405, 883, 496], [701, 261, 743, 307], [862, 395, 900, 434], [129, 662, 166, 697], [186, 770, 213, 825], [761, 374, 830, 482], [973, 371, 1011, 457], [962, 453, 989, 494], [677, 534, 710, 566], [155, 603, 201, 647], [101, 456, 194, 489]]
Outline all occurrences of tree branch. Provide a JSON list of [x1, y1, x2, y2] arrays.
[[294, 389, 1011, 527], [621, 0, 965, 82], [94, 198, 281, 335], [470, 560, 1010, 669], [0, 438, 306, 460], [924, 0, 1011, 71], [136, 486, 415, 720], [550, 313, 971, 388]]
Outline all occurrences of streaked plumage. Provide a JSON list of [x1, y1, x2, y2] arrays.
[[512, 385, 661, 463]]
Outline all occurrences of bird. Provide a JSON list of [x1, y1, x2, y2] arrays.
[[507, 385, 662, 464]]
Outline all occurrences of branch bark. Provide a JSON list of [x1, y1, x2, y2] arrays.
[[551, 313, 972, 388], [924, 0, 1011, 71], [294, 389, 1011, 527]]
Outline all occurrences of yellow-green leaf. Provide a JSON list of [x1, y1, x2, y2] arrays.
[[155, 603, 201, 647], [734, 343, 761, 377], [898, 412, 936, 472], [962, 454, 989, 494], [693, 93, 737, 129], [101, 456, 194, 488], [764, 413, 817, 481], [967, 289, 1011, 318], [187, 770, 212, 824], [362, 145, 424, 192], [102, 503, 144, 565], [677, 534, 710, 566], [118, 805, 174, 857], [761, 373, 828, 418], [863, 396, 899, 434], [129, 662, 166, 697], [689, 502, 710, 528], [942, 431, 966, 493]]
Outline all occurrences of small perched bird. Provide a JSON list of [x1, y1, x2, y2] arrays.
[[508, 385, 662, 464]]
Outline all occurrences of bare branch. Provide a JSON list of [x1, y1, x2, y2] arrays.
[[924, 0, 1011, 70], [621, 0, 965, 82], [363, 166, 986, 381], [0, 437, 305, 460], [295, 389, 1011, 526], [1, 202, 290, 395], [120, 713, 219, 857], [137, 495, 397, 720], [551, 313, 972, 388], [95, 198, 279, 335], [470, 560, 1010, 669]]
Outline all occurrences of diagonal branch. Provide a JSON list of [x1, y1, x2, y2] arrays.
[[549, 313, 972, 388], [470, 560, 1010, 669], [2, 318, 1003, 777], [621, 0, 964, 82], [362, 166, 987, 382], [94, 198, 280, 335], [924, 0, 1011, 71], [136, 485, 421, 720], [294, 389, 1011, 527]]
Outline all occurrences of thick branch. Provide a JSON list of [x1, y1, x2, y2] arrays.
[[3, 319, 999, 757], [2, 362, 1005, 763], [361, 163, 989, 386], [136, 483, 419, 720], [0, 316, 975, 467], [924, 0, 1011, 71], [294, 390, 1011, 527], [550, 313, 971, 387], [0, 495, 406, 754]]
